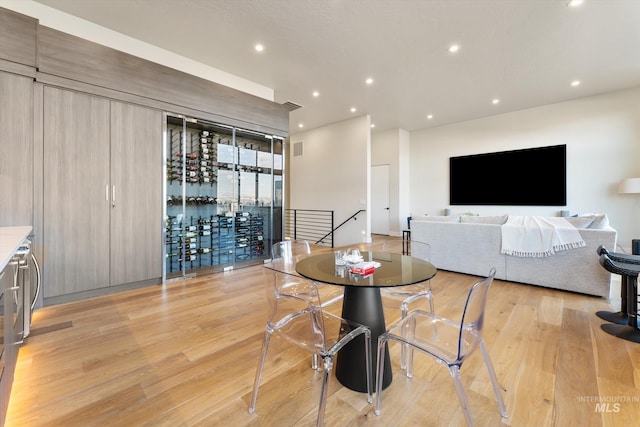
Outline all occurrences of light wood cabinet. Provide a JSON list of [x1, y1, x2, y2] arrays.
[[0, 7, 37, 68], [43, 87, 162, 298], [0, 72, 33, 227], [43, 87, 111, 297], [110, 101, 162, 285]]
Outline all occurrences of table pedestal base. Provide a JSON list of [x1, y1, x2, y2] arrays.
[[336, 287, 392, 392]]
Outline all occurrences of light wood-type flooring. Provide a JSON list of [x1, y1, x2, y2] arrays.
[[5, 236, 640, 426]]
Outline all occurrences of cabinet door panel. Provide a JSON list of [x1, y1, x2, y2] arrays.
[[43, 87, 110, 297], [110, 101, 162, 285], [0, 72, 33, 226]]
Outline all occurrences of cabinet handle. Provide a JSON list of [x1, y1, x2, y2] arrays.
[[112, 185, 116, 207]]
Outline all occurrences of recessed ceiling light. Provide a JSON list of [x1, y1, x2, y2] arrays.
[[492, 99, 500, 105], [448, 44, 460, 53], [365, 77, 374, 85], [571, 80, 581, 87], [371, 124, 375, 128], [312, 91, 319, 97], [350, 107, 357, 113], [427, 114, 434, 120], [298, 123, 304, 128], [567, 0, 584, 7], [254, 43, 264, 52]]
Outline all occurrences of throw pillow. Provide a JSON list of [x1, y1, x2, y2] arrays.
[[564, 216, 595, 229], [588, 214, 610, 229], [460, 215, 508, 225]]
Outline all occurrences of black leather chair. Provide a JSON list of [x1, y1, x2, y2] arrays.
[[595, 245, 640, 325], [598, 252, 640, 342]]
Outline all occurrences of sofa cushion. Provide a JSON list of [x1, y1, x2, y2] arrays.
[[461, 215, 508, 225], [414, 215, 461, 222]]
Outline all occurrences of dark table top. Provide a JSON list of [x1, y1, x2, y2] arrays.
[[294, 251, 436, 287]]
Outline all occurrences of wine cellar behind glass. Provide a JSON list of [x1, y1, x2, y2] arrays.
[[164, 114, 283, 280]]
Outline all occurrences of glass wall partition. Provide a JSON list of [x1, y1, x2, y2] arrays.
[[162, 113, 284, 281]]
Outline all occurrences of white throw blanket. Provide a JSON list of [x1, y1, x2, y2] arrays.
[[500, 216, 585, 257]]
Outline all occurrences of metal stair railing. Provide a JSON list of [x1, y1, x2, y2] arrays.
[[285, 209, 366, 247]]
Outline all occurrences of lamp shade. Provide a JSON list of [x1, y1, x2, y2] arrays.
[[618, 178, 640, 194]]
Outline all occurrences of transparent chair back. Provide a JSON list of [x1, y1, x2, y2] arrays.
[[271, 239, 311, 268], [381, 239, 434, 368], [381, 239, 432, 304], [270, 240, 342, 369]]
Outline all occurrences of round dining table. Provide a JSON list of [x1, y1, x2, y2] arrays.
[[295, 250, 437, 393]]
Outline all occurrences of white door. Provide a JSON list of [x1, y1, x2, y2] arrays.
[[371, 164, 390, 235]]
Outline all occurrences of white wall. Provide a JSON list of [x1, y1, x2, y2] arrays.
[[289, 116, 371, 247], [372, 128, 411, 235], [409, 86, 640, 251]]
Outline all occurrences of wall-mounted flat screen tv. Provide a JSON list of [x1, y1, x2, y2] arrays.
[[449, 144, 566, 206]]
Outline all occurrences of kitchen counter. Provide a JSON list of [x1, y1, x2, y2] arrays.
[[0, 226, 32, 272]]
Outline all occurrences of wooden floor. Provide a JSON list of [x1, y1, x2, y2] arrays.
[[5, 236, 640, 426]]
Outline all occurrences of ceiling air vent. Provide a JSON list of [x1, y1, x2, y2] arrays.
[[293, 141, 303, 157], [282, 101, 303, 111]]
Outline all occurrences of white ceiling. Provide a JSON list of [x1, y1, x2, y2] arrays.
[[33, 0, 640, 134]]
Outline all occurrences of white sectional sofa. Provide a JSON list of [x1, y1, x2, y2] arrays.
[[409, 214, 617, 297]]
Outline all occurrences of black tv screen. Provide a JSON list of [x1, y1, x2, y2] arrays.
[[449, 144, 566, 206]]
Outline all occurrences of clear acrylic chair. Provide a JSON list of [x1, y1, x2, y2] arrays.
[[271, 240, 344, 370], [375, 268, 508, 426], [381, 239, 434, 369], [249, 263, 373, 426]]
